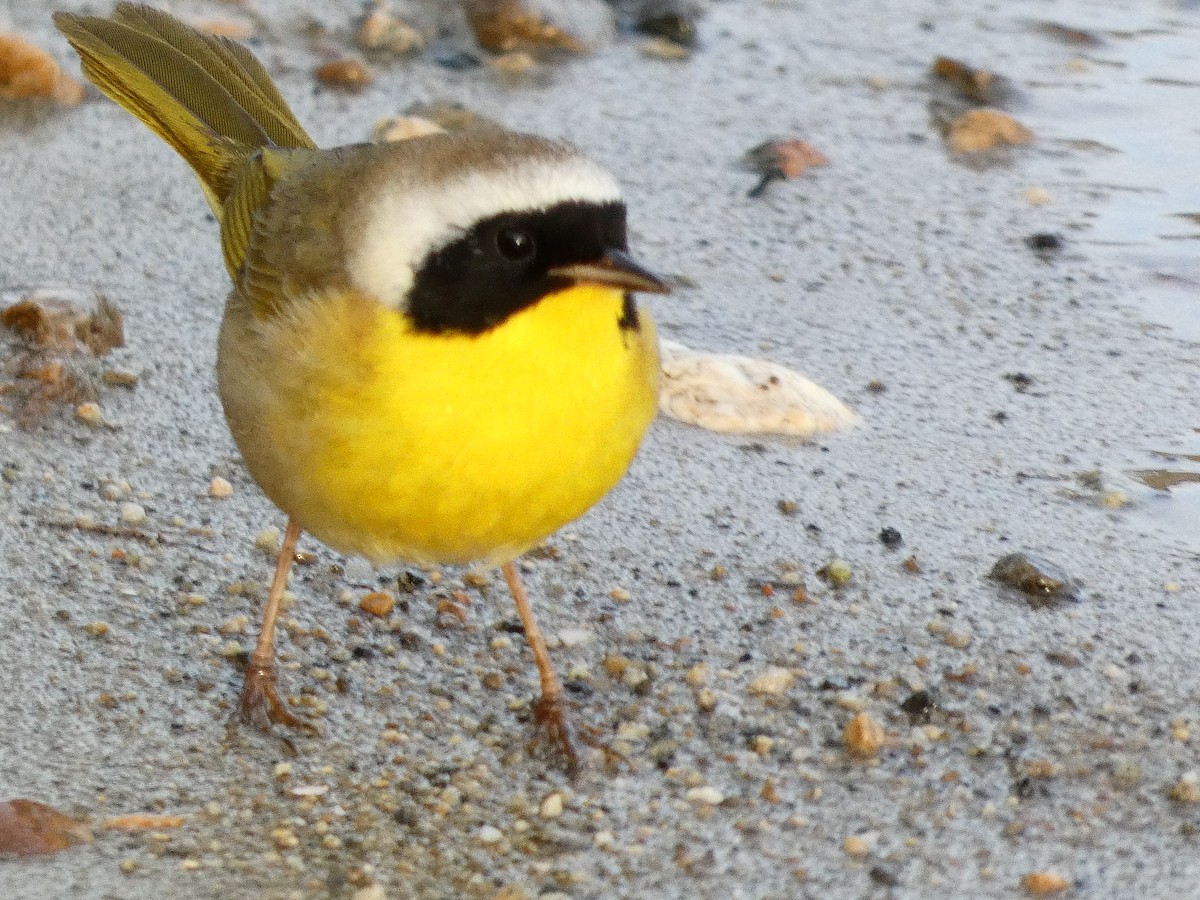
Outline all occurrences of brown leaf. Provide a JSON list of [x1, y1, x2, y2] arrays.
[[0, 33, 85, 105], [1, 291, 124, 426], [1, 297, 76, 350], [0, 799, 89, 856], [78, 296, 124, 356], [465, 0, 587, 54], [1, 293, 123, 355]]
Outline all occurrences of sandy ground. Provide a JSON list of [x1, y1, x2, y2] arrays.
[[2, 0, 1200, 898]]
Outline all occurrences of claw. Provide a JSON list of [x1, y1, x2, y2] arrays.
[[238, 661, 317, 735], [529, 691, 580, 776]]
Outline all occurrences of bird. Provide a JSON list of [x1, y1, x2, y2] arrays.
[[54, 3, 669, 773]]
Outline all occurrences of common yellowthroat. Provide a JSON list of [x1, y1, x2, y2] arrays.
[[55, 3, 668, 771]]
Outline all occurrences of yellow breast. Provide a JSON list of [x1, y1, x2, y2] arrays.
[[217, 284, 658, 566]]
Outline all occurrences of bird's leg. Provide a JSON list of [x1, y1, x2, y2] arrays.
[[238, 518, 315, 733], [502, 560, 579, 775]]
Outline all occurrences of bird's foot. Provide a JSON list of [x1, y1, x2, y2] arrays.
[[237, 661, 317, 735], [529, 691, 582, 776]]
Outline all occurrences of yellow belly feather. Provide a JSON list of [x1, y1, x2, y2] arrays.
[[218, 285, 658, 566]]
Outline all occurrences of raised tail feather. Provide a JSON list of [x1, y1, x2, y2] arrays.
[[53, 3, 315, 215]]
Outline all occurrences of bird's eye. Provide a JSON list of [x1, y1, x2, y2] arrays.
[[496, 226, 536, 262]]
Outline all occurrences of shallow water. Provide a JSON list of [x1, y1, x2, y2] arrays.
[[1019, 3, 1200, 547], [1023, 5, 1200, 332]]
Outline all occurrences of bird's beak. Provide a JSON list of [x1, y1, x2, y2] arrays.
[[549, 249, 671, 294]]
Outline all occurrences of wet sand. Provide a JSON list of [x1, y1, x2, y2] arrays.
[[2, 0, 1200, 897]]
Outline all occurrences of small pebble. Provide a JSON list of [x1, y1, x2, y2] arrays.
[[254, 527, 280, 551], [360, 591, 395, 618], [357, 6, 425, 54], [1110, 759, 1142, 789], [489, 50, 538, 77], [609, 587, 632, 604], [623, 666, 649, 691], [99, 482, 125, 500], [218, 615, 248, 636], [75, 402, 103, 426], [640, 37, 690, 59], [1023, 187, 1051, 206], [102, 369, 138, 387], [315, 58, 373, 91], [947, 106, 1032, 152], [208, 476, 233, 499], [289, 784, 329, 799], [685, 786, 725, 805], [637, 5, 698, 47], [1101, 490, 1128, 509], [1169, 772, 1200, 803], [843, 711, 885, 757], [1027, 232, 1063, 252], [748, 667, 795, 696], [477, 825, 503, 844], [817, 559, 853, 588], [119, 502, 146, 524], [539, 793, 564, 819], [843, 835, 870, 857], [558, 628, 591, 648], [1021, 871, 1071, 896], [944, 630, 973, 649], [617, 721, 650, 741], [989, 552, 1078, 606], [372, 116, 444, 143]]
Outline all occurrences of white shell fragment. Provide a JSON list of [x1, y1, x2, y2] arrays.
[[657, 339, 858, 436]]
